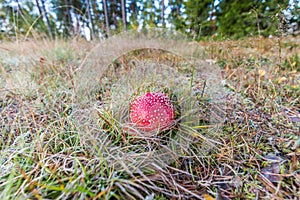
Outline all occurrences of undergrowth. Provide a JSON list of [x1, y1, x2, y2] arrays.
[[0, 32, 299, 199]]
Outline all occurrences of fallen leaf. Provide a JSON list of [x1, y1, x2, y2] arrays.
[[258, 69, 266, 77], [261, 154, 283, 183], [202, 193, 216, 200], [278, 77, 287, 83], [225, 64, 230, 71], [283, 108, 300, 122]]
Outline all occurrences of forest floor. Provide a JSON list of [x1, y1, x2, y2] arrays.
[[0, 31, 299, 199]]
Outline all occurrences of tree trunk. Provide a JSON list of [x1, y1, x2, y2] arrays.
[[40, 0, 54, 38], [74, 13, 80, 35], [86, 0, 95, 39], [111, 0, 118, 29], [121, 0, 126, 30], [161, 0, 165, 27], [16, 0, 24, 16], [103, 0, 110, 36], [64, 0, 73, 35], [35, 0, 43, 18], [176, 0, 180, 16]]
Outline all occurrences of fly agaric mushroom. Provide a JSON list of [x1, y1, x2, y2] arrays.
[[130, 92, 174, 132]]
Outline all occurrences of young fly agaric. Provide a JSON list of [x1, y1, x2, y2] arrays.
[[130, 92, 174, 132]]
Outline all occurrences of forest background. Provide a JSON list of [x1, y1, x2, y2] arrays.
[[0, 0, 300, 40]]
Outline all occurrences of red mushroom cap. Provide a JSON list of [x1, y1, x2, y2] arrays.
[[130, 92, 174, 132]]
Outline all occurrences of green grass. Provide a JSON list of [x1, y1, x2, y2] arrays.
[[0, 30, 299, 199]]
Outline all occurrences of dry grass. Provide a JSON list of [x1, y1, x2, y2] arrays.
[[0, 30, 299, 199]]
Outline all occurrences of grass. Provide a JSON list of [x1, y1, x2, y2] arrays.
[[0, 30, 299, 199]]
